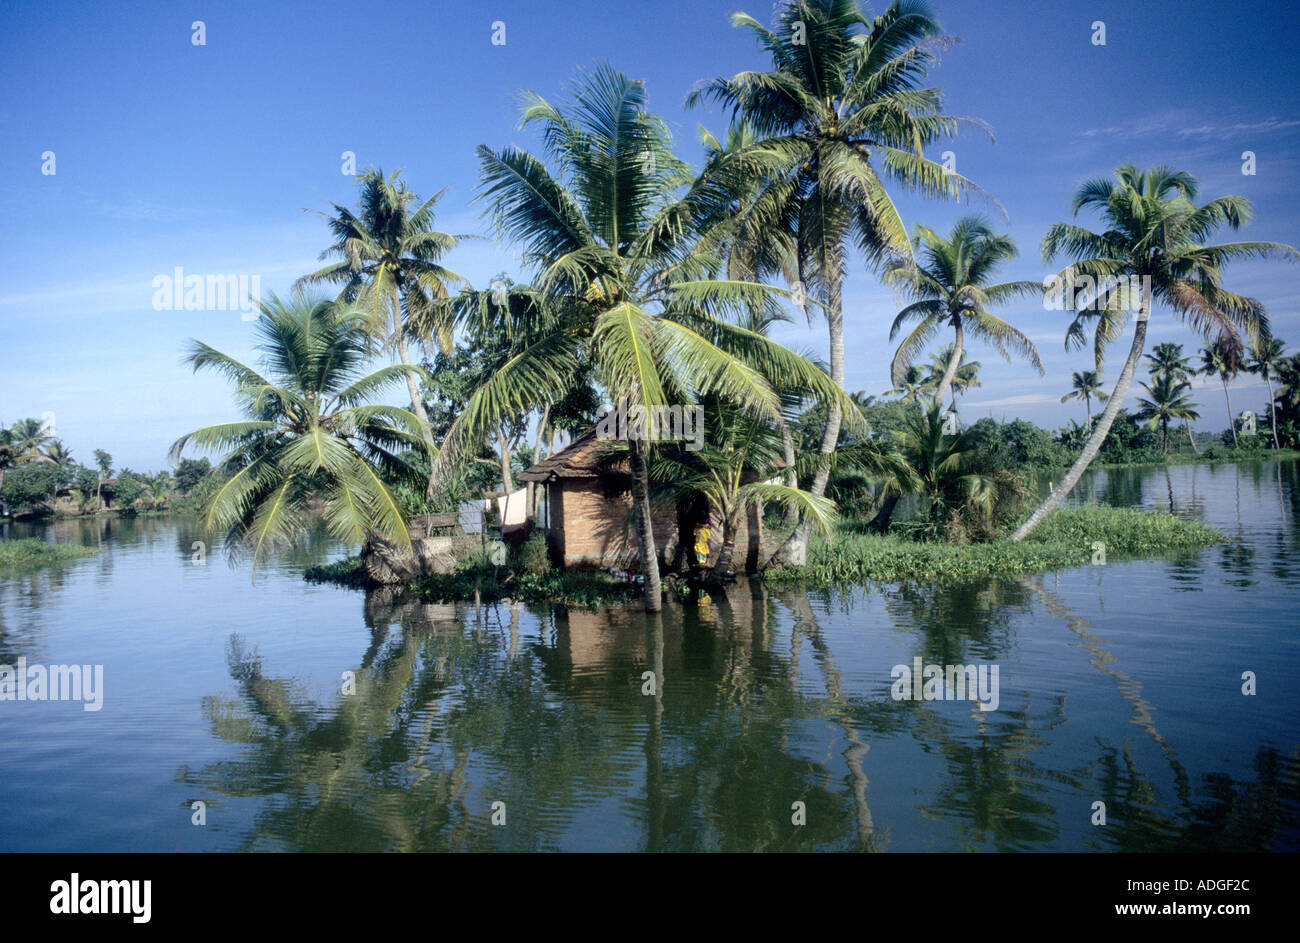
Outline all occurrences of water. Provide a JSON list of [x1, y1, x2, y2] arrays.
[[1, 461, 1297, 852]]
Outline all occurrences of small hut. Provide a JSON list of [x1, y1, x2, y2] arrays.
[[519, 429, 763, 574]]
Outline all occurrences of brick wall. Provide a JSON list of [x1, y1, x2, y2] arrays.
[[552, 477, 678, 568]]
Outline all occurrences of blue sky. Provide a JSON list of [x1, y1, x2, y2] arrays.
[[2, 0, 1298, 471]]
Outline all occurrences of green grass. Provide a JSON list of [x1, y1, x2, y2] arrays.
[[0, 538, 99, 573], [305, 554, 641, 608], [765, 506, 1226, 586]]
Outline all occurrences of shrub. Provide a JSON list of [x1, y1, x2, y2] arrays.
[[0, 465, 60, 515], [516, 531, 551, 576], [766, 506, 1225, 586]]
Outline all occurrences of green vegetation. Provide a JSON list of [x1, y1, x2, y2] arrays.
[[886, 215, 1043, 407], [170, 292, 430, 568], [298, 168, 469, 498], [688, 0, 980, 566], [0, 538, 99, 573], [430, 62, 860, 611], [1012, 162, 1296, 540], [305, 545, 640, 609], [767, 507, 1225, 586], [30, 1, 1295, 609]]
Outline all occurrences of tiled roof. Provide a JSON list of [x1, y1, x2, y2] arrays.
[[518, 427, 629, 482]]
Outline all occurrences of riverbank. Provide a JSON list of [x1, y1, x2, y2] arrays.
[[1093, 447, 1300, 470], [305, 506, 1226, 602]]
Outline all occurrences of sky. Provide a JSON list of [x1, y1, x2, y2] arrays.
[[2, 0, 1299, 471]]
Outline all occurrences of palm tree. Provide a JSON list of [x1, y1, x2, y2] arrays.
[[887, 216, 1043, 405], [892, 399, 1005, 538], [1060, 370, 1109, 426], [1275, 354, 1300, 447], [43, 441, 74, 469], [1199, 337, 1244, 447], [925, 343, 981, 410], [1135, 373, 1199, 453], [298, 168, 470, 498], [435, 64, 859, 611], [7, 418, 53, 458], [141, 471, 175, 512], [885, 363, 933, 402], [1245, 336, 1286, 450], [170, 292, 430, 573], [0, 420, 55, 492], [1144, 343, 1197, 452], [688, 0, 987, 564], [695, 127, 813, 531], [1011, 163, 1296, 541], [93, 449, 112, 510], [650, 400, 837, 581]]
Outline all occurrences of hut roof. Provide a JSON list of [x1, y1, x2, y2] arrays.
[[518, 428, 628, 483]]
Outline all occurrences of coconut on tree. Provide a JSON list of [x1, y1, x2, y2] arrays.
[[687, 0, 990, 565], [433, 64, 861, 611], [1011, 163, 1297, 541], [298, 168, 471, 498], [887, 216, 1043, 408], [170, 292, 431, 573]]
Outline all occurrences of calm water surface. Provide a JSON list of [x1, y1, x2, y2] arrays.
[[1, 460, 1297, 851]]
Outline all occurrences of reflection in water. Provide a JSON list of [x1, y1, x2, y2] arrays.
[[778, 592, 877, 850], [3, 460, 1298, 852], [1021, 576, 1190, 801], [1019, 576, 1300, 852], [881, 580, 1030, 665]]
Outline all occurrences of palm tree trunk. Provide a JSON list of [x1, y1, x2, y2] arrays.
[[529, 404, 551, 521], [869, 493, 900, 533], [706, 511, 740, 585], [780, 421, 799, 529], [1084, 394, 1092, 427], [776, 251, 844, 566], [1185, 419, 1199, 454], [1223, 379, 1239, 448], [934, 322, 963, 406], [1012, 289, 1151, 541], [628, 438, 662, 612], [1267, 376, 1280, 450], [498, 433, 514, 494], [389, 289, 439, 499]]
